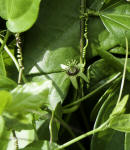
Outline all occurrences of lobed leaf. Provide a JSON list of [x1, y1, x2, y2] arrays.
[[100, 1, 130, 46]]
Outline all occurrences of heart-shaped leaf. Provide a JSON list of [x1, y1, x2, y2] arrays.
[[0, 0, 41, 33]]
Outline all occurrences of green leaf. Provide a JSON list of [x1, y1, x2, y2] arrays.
[[0, 0, 41, 33], [109, 114, 130, 132], [7, 80, 51, 113], [70, 77, 78, 89], [20, 140, 60, 150], [32, 72, 70, 110], [90, 86, 115, 121], [0, 91, 12, 115], [86, 17, 119, 59], [0, 76, 17, 91], [125, 133, 130, 150], [87, 59, 118, 91], [4, 114, 33, 131], [0, 128, 11, 150], [23, 0, 80, 74], [5, 129, 35, 150], [90, 0, 106, 10], [110, 95, 129, 117], [95, 49, 130, 81], [100, 1, 130, 46], [0, 54, 6, 76], [0, 0, 7, 19], [109, 46, 127, 55], [91, 84, 125, 150], [0, 116, 4, 138]]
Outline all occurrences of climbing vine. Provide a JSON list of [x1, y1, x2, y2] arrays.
[[0, 0, 130, 150]]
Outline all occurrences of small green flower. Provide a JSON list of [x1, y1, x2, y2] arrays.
[[60, 60, 88, 89]]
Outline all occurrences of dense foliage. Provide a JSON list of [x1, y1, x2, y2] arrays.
[[0, 0, 130, 149]]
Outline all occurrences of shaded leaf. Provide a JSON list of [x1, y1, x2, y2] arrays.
[[100, 1, 130, 46], [91, 86, 115, 121], [4, 114, 33, 131], [90, 0, 106, 10], [91, 84, 125, 150], [125, 133, 130, 150], [87, 59, 118, 91], [23, 0, 80, 74], [87, 17, 119, 59]]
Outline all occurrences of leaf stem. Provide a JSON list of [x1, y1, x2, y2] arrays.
[[0, 30, 10, 76], [32, 114, 39, 141], [55, 115, 86, 150], [117, 37, 128, 104], [86, 9, 99, 16], [0, 30, 10, 53], [59, 120, 109, 149], [12, 130, 19, 150], [49, 110, 55, 143], [80, 0, 86, 64], [64, 73, 121, 108]]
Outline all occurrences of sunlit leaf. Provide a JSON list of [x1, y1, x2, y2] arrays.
[[0, 0, 41, 32], [20, 140, 60, 150], [110, 95, 129, 117], [7, 80, 52, 113], [0, 116, 4, 137], [109, 114, 130, 132], [0, 90, 12, 115], [0, 76, 17, 91]]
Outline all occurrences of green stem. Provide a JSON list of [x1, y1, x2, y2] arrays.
[[0, 30, 10, 76], [0, 38, 20, 70], [64, 72, 121, 108], [117, 37, 128, 104], [12, 130, 19, 150], [86, 9, 99, 16], [80, 0, 86, 64], [59, 120, 109, 149], [49, 111, 55, 143], [32, 114, 39, 141], [55, 115, 86, 150], [63, 104, 79, 114], [0, 38, 27, 83], [0, 30, 10, 53], [80, 104, 90, 130]]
